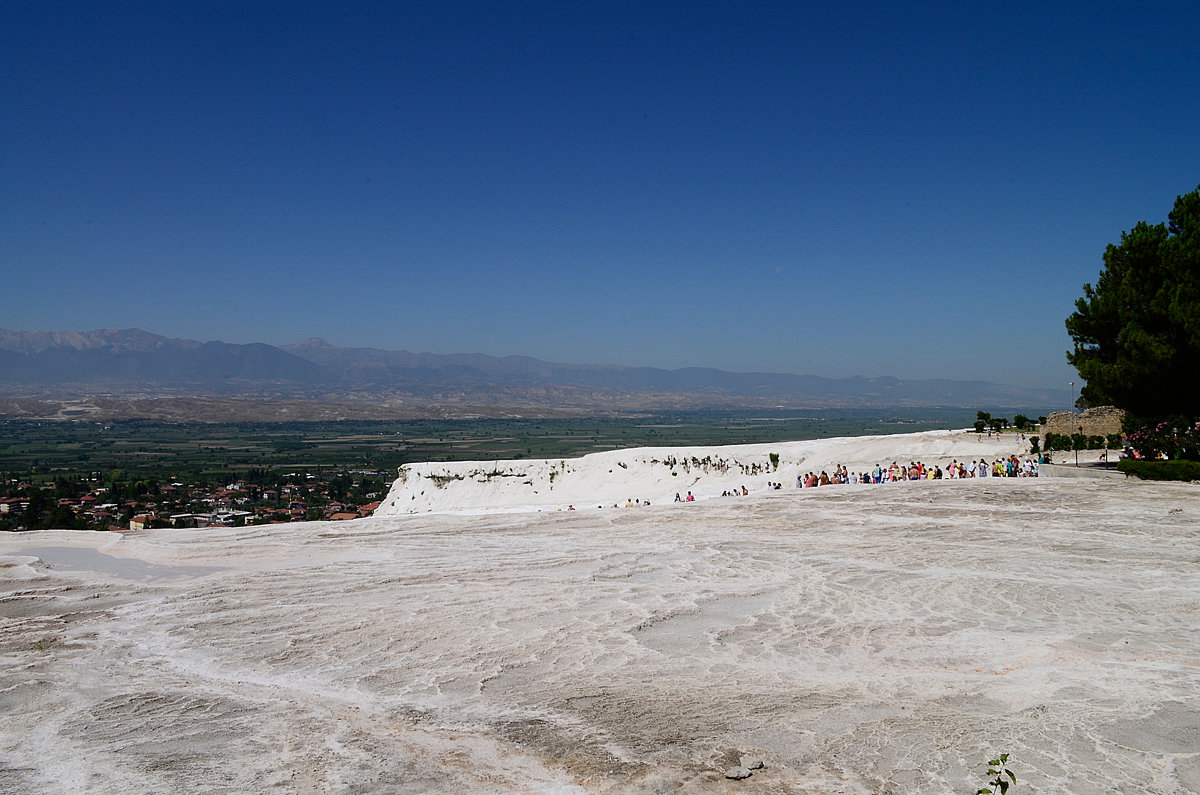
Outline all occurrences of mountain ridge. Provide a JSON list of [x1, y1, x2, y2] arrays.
[[0, 328, 1071, 416]]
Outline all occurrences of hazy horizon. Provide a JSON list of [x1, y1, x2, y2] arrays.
[[1, 325, 1077, 394]]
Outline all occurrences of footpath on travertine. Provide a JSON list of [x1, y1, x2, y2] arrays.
[[376, 429, 1066, 515], [1039, 461, 1126, 479]]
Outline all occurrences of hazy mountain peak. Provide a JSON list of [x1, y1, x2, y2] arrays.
[[290, 337, 336, 350], [0, 327, 1071, 412]]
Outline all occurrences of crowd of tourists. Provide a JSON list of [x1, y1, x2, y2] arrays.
[[797, 456, 1037, 487], [593, 455, 1041, 512]]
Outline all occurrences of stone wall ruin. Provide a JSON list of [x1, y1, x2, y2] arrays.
[[1041, 406, 1125, 439]]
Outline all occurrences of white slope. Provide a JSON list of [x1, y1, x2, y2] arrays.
[[2, 473, 1197, 793], [376, 429, 1039, 515]]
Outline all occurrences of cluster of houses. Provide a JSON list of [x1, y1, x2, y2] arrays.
[[0, 470, 389, 531]]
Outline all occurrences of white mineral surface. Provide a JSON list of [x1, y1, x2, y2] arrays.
[[1, 431, 1198, 793], [375, 429, 1046, 515]]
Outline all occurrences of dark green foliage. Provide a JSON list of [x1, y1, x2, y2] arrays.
[[977, 752, 1016, 795], [1106, 433, 1124, 449], [11, 489, 86, 531], [1066, 186, 1200, 441], [1118, 459, 1200, 481], [1012, 414, 1032, 430], [48, 503, 85, 530], [1029, 436, 1040, 454], [1043, 431, 1102, 452]]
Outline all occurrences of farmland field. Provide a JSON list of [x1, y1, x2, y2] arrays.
[[0, 408, 981, 483]]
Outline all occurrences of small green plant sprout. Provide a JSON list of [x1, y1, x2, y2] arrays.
[[769, 452, 780, 471], [976, 752, 1016, 794]]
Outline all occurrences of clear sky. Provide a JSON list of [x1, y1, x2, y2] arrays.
[[4, 1, 1198, 389]]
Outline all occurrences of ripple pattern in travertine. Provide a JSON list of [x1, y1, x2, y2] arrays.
[[2, 478, 1199, 792]]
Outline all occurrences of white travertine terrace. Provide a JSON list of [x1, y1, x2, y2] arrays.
[[1, 431, 1197, 792], [376, 429, 1044, 515]]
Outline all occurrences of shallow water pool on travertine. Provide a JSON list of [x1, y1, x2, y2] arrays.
[[15, 546, 226, 581]]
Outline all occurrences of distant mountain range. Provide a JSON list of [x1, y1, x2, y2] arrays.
[[0, 328, 1071, 419]]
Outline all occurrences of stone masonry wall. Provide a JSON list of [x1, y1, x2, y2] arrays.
[[1041, 406, 1125, 439]]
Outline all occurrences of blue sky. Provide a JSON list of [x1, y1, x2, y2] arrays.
[[4, 1, 1198, 389]]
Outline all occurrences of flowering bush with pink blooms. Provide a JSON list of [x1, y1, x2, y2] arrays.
[[1125, 421, 1200, 461]]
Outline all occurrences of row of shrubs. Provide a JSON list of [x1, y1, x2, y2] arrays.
[[1118, 459, 1200, 481], [1039, 433, 1124, 452]]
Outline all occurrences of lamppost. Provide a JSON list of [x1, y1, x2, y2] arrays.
[[1069, 381, 1075, 411]]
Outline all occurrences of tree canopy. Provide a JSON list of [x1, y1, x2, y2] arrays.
[[1066, 185, 1200, 433]]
